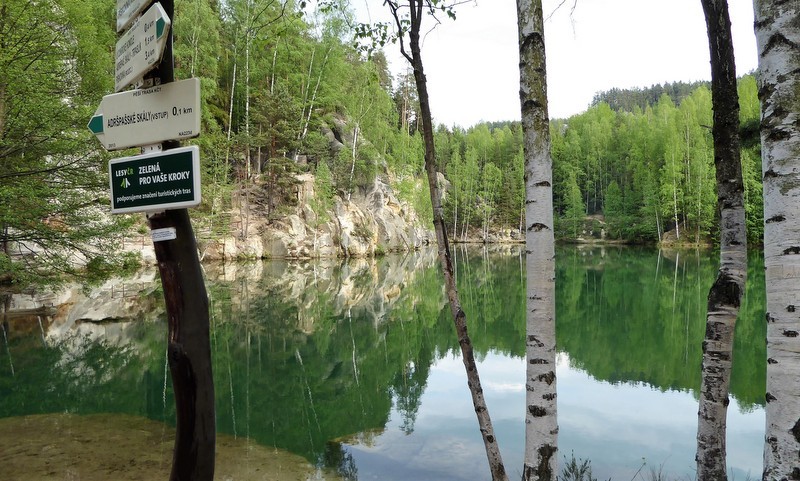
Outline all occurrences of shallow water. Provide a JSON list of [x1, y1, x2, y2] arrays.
[[0, 413, 337, 480]]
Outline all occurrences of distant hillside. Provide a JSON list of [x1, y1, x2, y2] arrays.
[[591, 80, 711, 113]]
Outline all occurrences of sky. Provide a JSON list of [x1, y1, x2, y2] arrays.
[[353, 0, 759, 128]]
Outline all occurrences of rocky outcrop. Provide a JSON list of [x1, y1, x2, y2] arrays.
[[197, 174, 433, 261]]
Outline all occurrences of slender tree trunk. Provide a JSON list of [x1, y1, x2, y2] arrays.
[[517, 0, 558, 479], [754, 1, 800, 478], [392, 2, 508, 480], [697, 171, 702, 244], [655, 204, 662, 242], [672, 153, 681, 240], [298, 48, 316, 139], [0, 2, 6, 144], [695, 1, 747, 479], [299, 47, 330, 144], [225, 58, 237, 166], [463, 176, 474, 240], [0, 79, 6, 144], [256, 125, 262, 176], [270, 46, 277, 95], [189, 0, 200, 76], [244, 0, 252, 180], [453, 181, 458, 240], [347, 123, 359, 201]]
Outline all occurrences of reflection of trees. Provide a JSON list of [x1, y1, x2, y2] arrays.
[[0, 330, 152, 418], [554, 247, 765, 409], [2, 247, 767, 469], [325, 442, 359, 480], [207, 253, 450, 465]]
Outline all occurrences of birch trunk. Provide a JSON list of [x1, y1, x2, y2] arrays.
[[672, 153, 681, 240], [452, 183, 458, 240], [695, 1, 747, 479], [754, 1, 800, 478], [347, 123, 359, 201], [393, 2, 508, 479], [517, 0, 558, 479], [225, 59, 237, 167], [299, 48, 330, 144], [244, 0, 252, 180]]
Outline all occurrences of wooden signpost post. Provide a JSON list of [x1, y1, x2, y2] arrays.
[[90, 1, 216, 479]]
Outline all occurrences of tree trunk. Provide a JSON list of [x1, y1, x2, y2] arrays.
[[225, 57, 237, 168], [517, 1, 558, 479], [672, 153, 681, 240], [395, 2, 508, 480], [347, 122, 359, 201], [453, 180, 459, 240], [0, 2, 6, 144], [695, 1, 747, 479], [299, 47, 330, 145], [754, 1, 800, 478], [245, 0, 252, 180], [146, 2, 215, 479]]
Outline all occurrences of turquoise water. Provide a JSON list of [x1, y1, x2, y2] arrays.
[[0, 246, 765, 479]]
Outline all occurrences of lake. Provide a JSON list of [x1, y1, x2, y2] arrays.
[[0, 245, 765, 480]]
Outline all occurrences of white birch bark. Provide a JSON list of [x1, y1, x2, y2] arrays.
[[347, 123, 359, 201], [517, 0, 557, 479], [754, 1, 800, 478], [299, 48, 330, 144], [244, 0, 252, 180], [225, 57, 237, 167]]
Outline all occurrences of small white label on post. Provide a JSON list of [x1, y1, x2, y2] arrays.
[[151, 227, 177, 242]]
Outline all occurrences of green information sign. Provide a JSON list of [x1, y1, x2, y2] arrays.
[[109, 145, 201, 214]]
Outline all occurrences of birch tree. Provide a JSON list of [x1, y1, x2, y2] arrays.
[[517, 0, 558, 479], [326, 1, 509, 478], [695, 0, 747, 478], [389, 3, 508, 479], [753, 0, 800, 478]]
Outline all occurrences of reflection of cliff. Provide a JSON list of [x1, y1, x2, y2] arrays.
[[6, 270, 164, 345], [204, 249, 442, 333], [203, 250, 449, 464]]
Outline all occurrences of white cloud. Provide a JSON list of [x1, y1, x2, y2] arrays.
[[356, 0, 758, 127]]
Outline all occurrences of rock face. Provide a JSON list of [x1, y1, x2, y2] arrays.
[[115, 113, 434, 262], [197, 175, 433, 261]]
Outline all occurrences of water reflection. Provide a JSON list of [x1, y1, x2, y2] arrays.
[[0, 246, 765, 480]]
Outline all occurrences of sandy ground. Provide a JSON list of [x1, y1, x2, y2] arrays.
[[0, 413, 341, 481]]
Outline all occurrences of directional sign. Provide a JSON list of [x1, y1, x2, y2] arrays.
[[117, 0, 154, 32], [109, 146, 201, 214], [115, 2, 170, 92], [88, 77, 201, 151]]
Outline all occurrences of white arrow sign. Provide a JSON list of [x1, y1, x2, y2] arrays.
[[115, 2, 170, 92], [88, 78, 201, 151], [117, 0, 154, 33]]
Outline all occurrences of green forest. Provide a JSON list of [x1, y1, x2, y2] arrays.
[[0, 0, 764, 286]]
